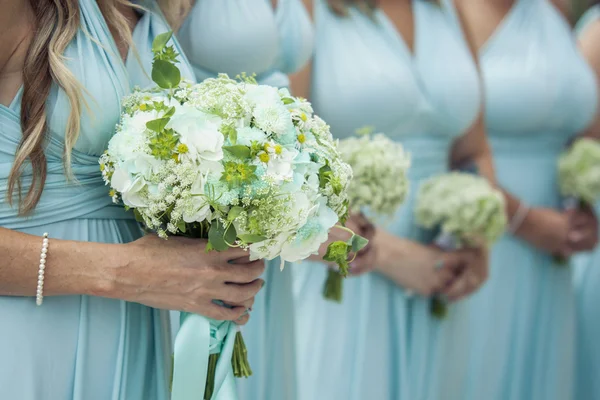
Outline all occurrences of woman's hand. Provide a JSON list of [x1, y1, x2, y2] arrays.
[[566, 205, 599, 253], [112, 235, 265, 325], [441, 246, 489, 302], [373, 229, 463, 297], [516, 207, 571, 258]]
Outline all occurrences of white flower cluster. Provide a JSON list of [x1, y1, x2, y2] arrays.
[[558, 138, 600, 205], [101, 75, 352, 266], [414, 172, 507, 247], [339, 133, 410, 216]]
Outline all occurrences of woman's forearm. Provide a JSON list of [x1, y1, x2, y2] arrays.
[[0, 227, 124, 297]]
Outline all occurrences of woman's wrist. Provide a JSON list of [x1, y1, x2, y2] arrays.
[[43, 239, 128, 299]]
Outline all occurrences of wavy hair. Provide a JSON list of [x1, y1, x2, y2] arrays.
[[8, 0, 190, 214]]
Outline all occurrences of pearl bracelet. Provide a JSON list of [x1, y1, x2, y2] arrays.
[[508, 202, 530, 235], [36, 233, 49, 306]]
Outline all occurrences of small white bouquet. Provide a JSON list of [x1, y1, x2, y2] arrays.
[[322, 129, 411, 302], [555, 137, 600, 265], [558, 137, 600, 209], [415, 172, 507, 318], [100, 32, 366, 399]]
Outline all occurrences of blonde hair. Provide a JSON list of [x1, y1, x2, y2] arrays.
[[8, 0, 190, 214]]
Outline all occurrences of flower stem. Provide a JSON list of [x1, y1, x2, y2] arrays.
[[232, 331, 253, 378], [430, 296, 448, 319], [323, 268, 344, 302], [204, 353, 219, 400]]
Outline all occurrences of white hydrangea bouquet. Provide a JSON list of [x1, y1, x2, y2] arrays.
[[555, 137, 600, 265], [100, 33, 366, 399], [558, 137, 600, 209], [415, 172, 507, 318], [322, 129, 411, 302]]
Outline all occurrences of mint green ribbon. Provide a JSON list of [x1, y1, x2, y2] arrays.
[[172, 312, 238, 400]]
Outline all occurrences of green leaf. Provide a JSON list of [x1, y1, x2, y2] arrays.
[[164, 106, 176, 118], [152, 59, 181, 89], [133, 209, 144, 223], [223, 145, 251, 159], [152, 31, 173, 53], [208, 221, 229, 251], [282, 98, 295, 105], [227, 206, 244, 222], [229, 129, 238, 145], [224, 223, 237, 246], [177, 219, 187, 234], [350, 234, 369, 253], [146, 117, 170, 133], [237, 234, 267, 243]]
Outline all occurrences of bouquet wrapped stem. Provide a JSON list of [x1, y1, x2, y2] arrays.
[[430, 231, 457, 319]]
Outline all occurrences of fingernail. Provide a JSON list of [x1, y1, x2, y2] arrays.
[[569, 232, 583, 242], [261, 281, 266, 288]]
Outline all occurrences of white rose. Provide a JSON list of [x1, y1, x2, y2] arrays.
[[168, 106, 224, 163], [111, 166, 147, 208]]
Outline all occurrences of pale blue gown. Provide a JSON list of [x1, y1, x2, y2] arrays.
[[0, 1, 193, 399], [176, 2, 313, 399], [292, 1, 480, 399], [574, 6, 600, 400], [461, 1, 598, 399]]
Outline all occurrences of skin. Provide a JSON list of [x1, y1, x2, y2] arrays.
[[457, 0, 598, 259], [294, 0, 489, 301], [0, 0, 266, 324]]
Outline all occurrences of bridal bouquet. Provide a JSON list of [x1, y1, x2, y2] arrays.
[[558, 137, 600, 209], [322, 129, 411, 302], [100, 32, 365, 399], [415, 172, 507, 318]]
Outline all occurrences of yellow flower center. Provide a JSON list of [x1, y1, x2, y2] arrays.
[[300, 113, 307, 122], [274, 144, 283, 155], [109, 189, 117, 198], [177, 143, 189, 154], [259, 152, 270, 163], [263, 143, 271, 152], [139, 103, 148, 111], [297, 133, 306, 144]]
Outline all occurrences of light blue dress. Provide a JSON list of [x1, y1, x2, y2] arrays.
[[0, 2, 193, 399], [292, 1, 480, 399], [177, 2, 313, 399], [574, 6, 600, 400], [461, 1, 598, 399]]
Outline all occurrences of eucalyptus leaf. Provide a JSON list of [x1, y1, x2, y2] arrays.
[[237, 234, 267, 243], [146, 117, 170, 133], [223, 145, 251, 159], [152, 59, 181, 89], [152, 31, 173, 53], [350, 234, 369, 253], [208, 221, 229, 251], [177, 219, 187, 234], [224, 223, 237, 245]]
